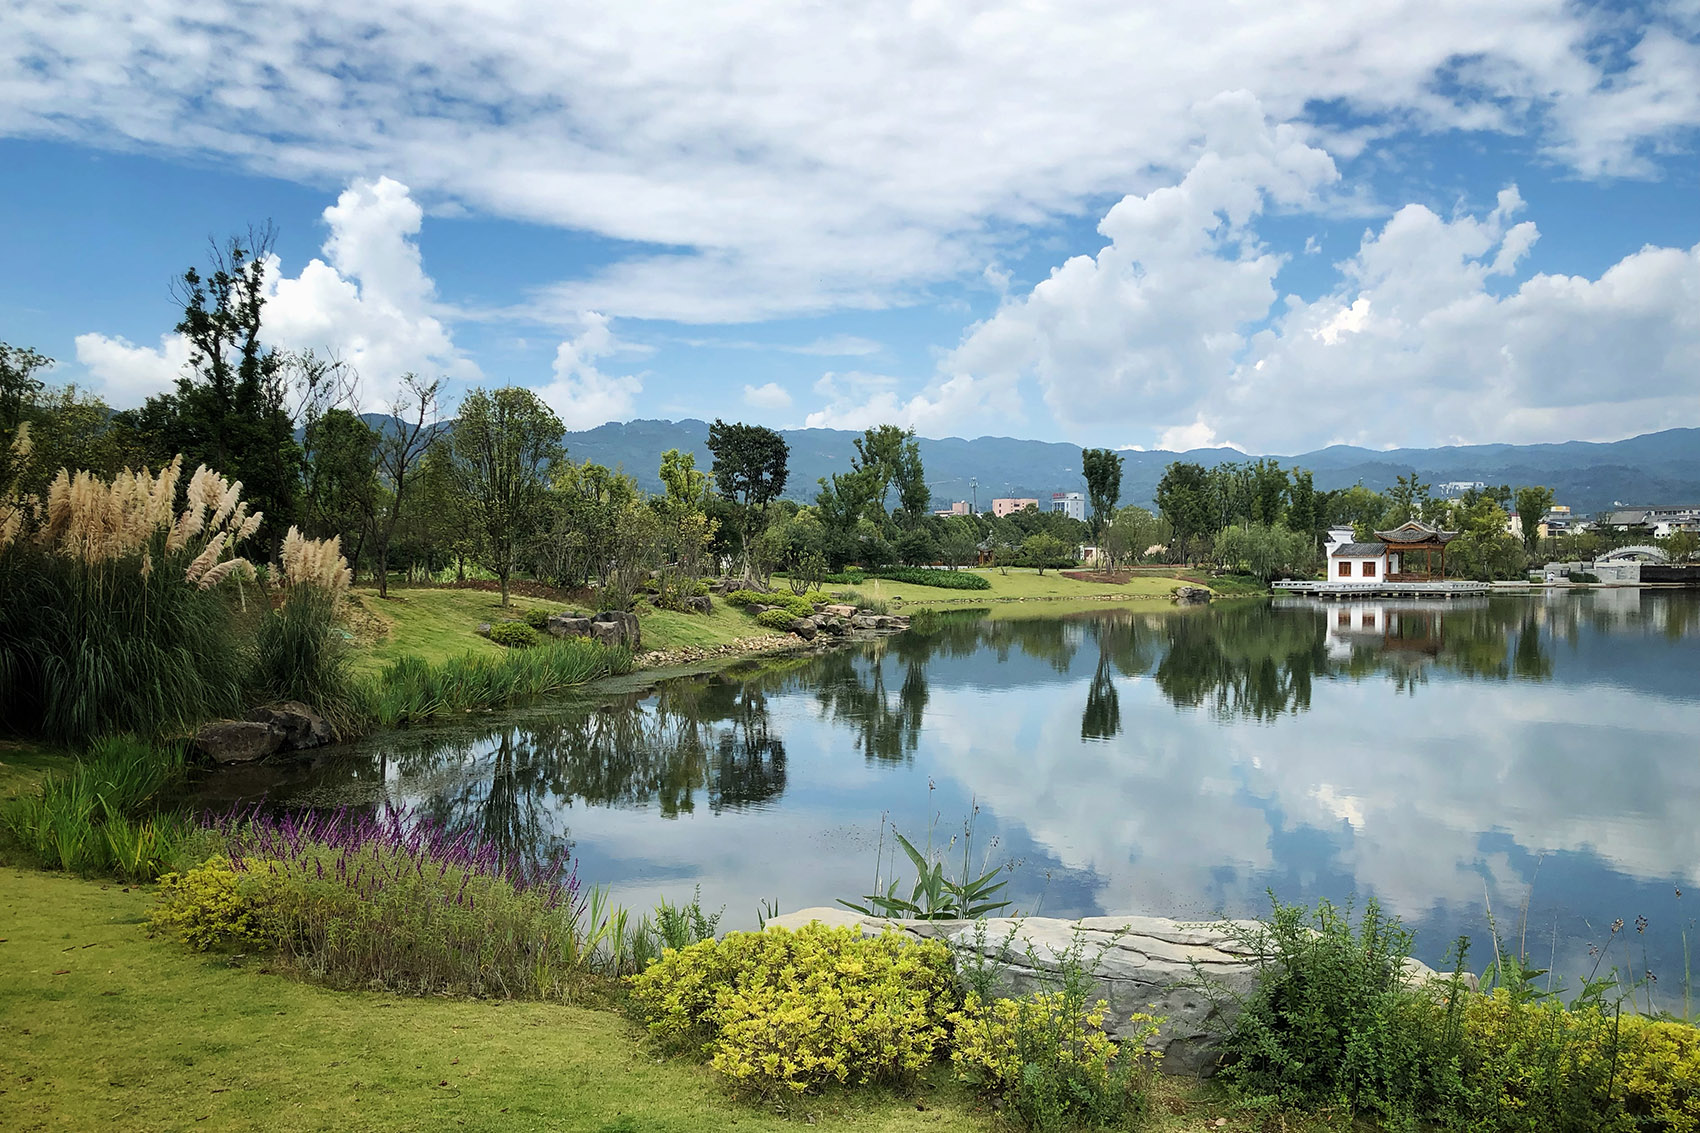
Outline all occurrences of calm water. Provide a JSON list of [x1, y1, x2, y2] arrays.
[[191, 590, 1700, 993]]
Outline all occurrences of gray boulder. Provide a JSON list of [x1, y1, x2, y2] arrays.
[[1172, 586, 1212, 604], [850, 614, 880, 630], [787, 617, 818, 641], [591, 610, 642, 650], [194, 720, 286, 764], [245, 702, 332, 750], [546, 613, 594, 639], [475, 622, 493, 638], [682, 595, 713, 614]]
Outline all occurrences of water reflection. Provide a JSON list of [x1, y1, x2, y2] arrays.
[[190, 590, 1700, 988]]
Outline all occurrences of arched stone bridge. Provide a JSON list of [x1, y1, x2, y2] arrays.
[[1597, 545, 1669, 564]]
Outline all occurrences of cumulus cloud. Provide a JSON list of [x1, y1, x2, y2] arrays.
[[7, 1, 1699, 322], [73, 332, 191, 405], [74, 176, 475, 407], [536, 312, 643, 430], [741, 382, 793, 410], [844, 103, 1699, 451]]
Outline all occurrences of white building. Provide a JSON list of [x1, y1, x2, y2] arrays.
[[1050, 491, 1085, 521]]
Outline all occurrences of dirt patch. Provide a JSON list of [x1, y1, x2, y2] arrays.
[[1059, 570, 1134, 585], [340, 594, 394, 648]]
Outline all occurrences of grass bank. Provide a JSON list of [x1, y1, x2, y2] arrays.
[[831, 567, 1229, 608], [0, 868, 1266, 1133]]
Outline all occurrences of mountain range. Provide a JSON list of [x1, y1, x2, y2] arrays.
[[544, 420, 1700, 516]]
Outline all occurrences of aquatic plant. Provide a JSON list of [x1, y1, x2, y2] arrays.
[[359, 636, 632, 727]]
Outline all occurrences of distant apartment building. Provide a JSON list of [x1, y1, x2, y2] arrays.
[[933, 500, 972, 517], [992, 497, 1039, 518], [1050, 491, 1085, 521], [1594, 505, 1700, 535]]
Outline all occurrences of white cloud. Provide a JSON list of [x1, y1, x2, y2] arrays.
[[536, 312, 643, 430], [73, 332, 191, 406], [741, 382, 793, 410], [791, 335, 883, 357], [73, 176, 475, 408], [7, 1, 1699, 322]]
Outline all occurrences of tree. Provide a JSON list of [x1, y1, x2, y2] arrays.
[[851, 424, 928, 526], [707, 419, 789, 579], [1104, 505, 1163, 566], [938, 517, 980, 570], [1155, 462, 1212, 564], [125, 229, 303, 555], [1382, 473, 1431, 527], [895, 526, 937, 567], [366, 374, 443, 598], [1513, 485, 1555, 556], [0, 342, 52, 434], [813, 467, 877, 570], [1286, 468, 1318, 545], [1081, 448, 1123, 546], [1021, 532, 1070, 574], [449, 386, 564, 607], [301, 407, 378, 566], [655, 448, 718, 603], [1249, 458, 1287, 526]]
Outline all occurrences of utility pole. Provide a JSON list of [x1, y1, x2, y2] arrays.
[[970, 476, 978, 515]]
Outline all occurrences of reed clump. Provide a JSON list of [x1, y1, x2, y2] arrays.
[[1, 453, 260, 746], [360, 637, 634, 727], [253, 526, 358, 727]]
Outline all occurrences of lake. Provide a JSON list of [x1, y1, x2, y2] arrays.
[[189, 589, 1700, 997]]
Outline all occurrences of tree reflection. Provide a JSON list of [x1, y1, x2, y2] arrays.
[[813, 647, 928, 764]]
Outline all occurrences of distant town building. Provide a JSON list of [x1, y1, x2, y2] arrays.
[[991, 497, 1039, 518], [1538, 505, 1578, 539], [933, 500, 972, 517], [1438, 480, 1487, 497], [1594, 505, 1700, 535], [1050, 491, 1085, 521]]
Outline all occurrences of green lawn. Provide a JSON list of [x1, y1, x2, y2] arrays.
[[0, 868, 988, 1133], [0, 741, 72, 806], [346, 585, 783, 674], [828, 568, 1206, 608]]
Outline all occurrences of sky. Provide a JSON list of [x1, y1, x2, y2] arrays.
[[2, 0, 1699, 454]]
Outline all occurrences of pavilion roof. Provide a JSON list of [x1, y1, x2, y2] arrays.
[[1374, 520, 1459, 545]]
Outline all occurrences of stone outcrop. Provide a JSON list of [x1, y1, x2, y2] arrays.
[[546, 614, 594, 639], [822, 604, 857, 618], [245, 702, 332, 750], [194, 720, 287, 764], [1172, 586, 1212, 604], [545, 610, 641, 650], [787, 616, 818, 641], [763, 908, 1455, 1077], [682, 595, 713, 615]]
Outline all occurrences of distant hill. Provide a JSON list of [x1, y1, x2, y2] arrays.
[[550, 420, 1700, 516]]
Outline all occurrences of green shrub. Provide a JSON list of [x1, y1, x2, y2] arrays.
[[951, 993, 1159, 1131], [627, 924, 958, 1095], [824, 567, 989, 590], [725, 588, 765, 608], [755, 608, 798, 631], [1618, 1015, 1700, 1132], [1457, 989, 1636, 1132], [149, 855, 267, 952], [522, 607, 553, 630], [1209, 895, 1471, 1126], [1568, 571, 1601, 584], [487, 621, 540, 648]]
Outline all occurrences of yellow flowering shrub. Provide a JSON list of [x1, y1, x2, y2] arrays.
[[147, 856, 267, 952], [1618, 1016, 1700, 1133], [949, 991, 1160, 1131], [627, 923, 958, 1095]]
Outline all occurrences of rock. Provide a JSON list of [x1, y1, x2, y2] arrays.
[[546, 614, 594, 639], [591, 610, 642, 650], [194, 720, 286, 764], [1172, 586, 1212, 605], [762, 909, 1456, 1077], [475, 622, 493, 638], [245, 702, 331, 750], [787, 617, 818, 641], [851, 614, 880, 630], [683, 595, 713, 614], [822, 604, 857, 618]]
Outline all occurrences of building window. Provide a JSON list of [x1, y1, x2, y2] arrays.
[[1338, 561, 1352, 577], [1364, 560, 1377, 578]]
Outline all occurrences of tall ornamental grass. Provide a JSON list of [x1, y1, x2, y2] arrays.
[[0, 450, 260, 746], [361, 637, 634, 727], [253, 526, 357, 725], [0, 734, 208, 881]]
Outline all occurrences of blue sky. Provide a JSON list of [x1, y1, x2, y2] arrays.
[[3, 1, 1698, 453]]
